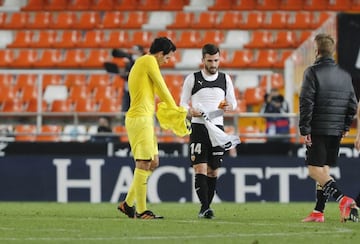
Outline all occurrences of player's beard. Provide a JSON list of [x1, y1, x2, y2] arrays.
[[205, 65, 218, 75]]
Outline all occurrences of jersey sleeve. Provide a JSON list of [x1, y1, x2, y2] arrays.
[[179, 73, 194, 110], [225, 74, 237, 110]]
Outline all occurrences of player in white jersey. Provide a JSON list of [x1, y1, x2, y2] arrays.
[[180, 44, 237, 218]]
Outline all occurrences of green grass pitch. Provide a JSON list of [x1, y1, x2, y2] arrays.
[[0, 202, 358, 243]]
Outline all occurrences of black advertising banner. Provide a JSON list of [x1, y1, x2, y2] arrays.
[[337, 13, 360, 98]]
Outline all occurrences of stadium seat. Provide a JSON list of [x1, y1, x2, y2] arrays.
[[105, 31, 130, 48], [250, 49, 278, 69], [97, 97, 122, 113], [0, 12, 6, 29], [260, 73, 285, 90], [44, 0, 69, 11], [7, 31, 34, 48], [26, 98, 48, 112], [2, 99, 25, 113], [17, 85, 38, 102], [87, 74, 110, 91], [257, 0, 280, 10], [10, 50, 38, 68], [76, 11, 101, 30], [21, 0, 46, 11], [113, 0, 138, 10], [52, 12, 77, 29], [327, 0, 352, 10], [0, 85, 18, 102], [31, 30, 57, 48], [73, 98, 97, 113], [53, 30, 82, 48], [279, 0, 304, 10], [16, 74, 38, 87], [130, 31, 154, 48], [64, 74, 87, 87], [244, 31, 273, 49], [271, 31, 298, 48], [61, 124, 89, 142], [239, 124, 266, 143], [0, 49, 15, 67], [113, 125, 127, 142], [36, 125, 62, 142], [217, 11, 243, 29], [90, 0, 114, 10], [81, 30, 106, 48], [263, 12, 290, 29], [34, 49, 62, 68], [156, 30, 178, 43], [67, 0, 92, 10], [101, 11, 125, 29], [222, 49, 254, 68], [220, 30, 250, 49], [303, 0, 328, 10], [58, 49, 87, 68], [311, 12, 332, 29], [93, 85, 117, 100], [161, 0, 187, 10], [273, 50, 293, 69], [244, 87, 266, 105], [233, 0, 256, 10], [82, 49, 110, 68], [26, 12, 53, 29], [233, 73, 259, 92], [50, 99, 73, 113], [3, 12, 30, 29], [0, 74, 14, 86], [42, 74, 63, 88], [287, 12, 313, 29], [164, 74, 184, 89], [167, 12, 194, 29], [137, 0, 161, 10], [68, 85, 91, 101], [208, 0, 234, 10], [176, 31, 202, 48], [192, 12, 219, 29], [240, 12, 266, 29], [297, 31, 312, 45], [201, 30, 225, 46], [14, 124, 37, 141], [121, 11, 148, 29]]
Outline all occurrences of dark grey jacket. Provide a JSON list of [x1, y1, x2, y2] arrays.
[[299, 57, 357, 136]]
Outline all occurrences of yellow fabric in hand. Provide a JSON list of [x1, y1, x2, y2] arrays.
[[156, 102, 191, 137]]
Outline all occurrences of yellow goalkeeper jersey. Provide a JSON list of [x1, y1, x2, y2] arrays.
[[126, 54, 176, 118]]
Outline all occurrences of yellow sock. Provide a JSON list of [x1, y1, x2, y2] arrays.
[[133, 168, 149, 214], [124, 179, 136, 207]]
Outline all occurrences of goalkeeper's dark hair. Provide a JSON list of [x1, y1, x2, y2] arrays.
[[149, 37, 176, 55], [202, 43, 220, 58]]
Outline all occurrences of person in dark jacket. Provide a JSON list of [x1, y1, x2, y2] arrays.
[[299, 33, 358, 223]]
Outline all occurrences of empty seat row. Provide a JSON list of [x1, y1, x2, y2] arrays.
[[0, 10, 332, 31], [21, 0, 188, 11], [209, 0, 360, 11]]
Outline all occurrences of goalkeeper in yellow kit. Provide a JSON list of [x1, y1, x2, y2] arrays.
[[117, 37, 178, 219]]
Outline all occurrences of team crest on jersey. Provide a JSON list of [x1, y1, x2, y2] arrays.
[[191, 155, 196, 161]]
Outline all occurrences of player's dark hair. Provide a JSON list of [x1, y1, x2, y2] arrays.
[[149, 37, 176, 55], [202, 43, 220, 58]]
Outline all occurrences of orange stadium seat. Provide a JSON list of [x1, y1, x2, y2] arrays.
[[263, 12, 290, 29], [273, 50, 293, 69], [297, 31, 312, 45], [161, 0, 187, 10], [0, 50, 15, 67], [97, 97, 121, 113], [256, 0, 280, 10], [105, 31, 130, 48], [250, 49, 278, 69], [303, 0, 328, 11], [36, 125, 62, 142], [113, 125, 127, 142], [113, 0, 138, 10], [167, 12, 194, 29], [43, 74, 63, 88], [0, 74, 15, 86], [217, 11, 243, 29], [271, 31, 298, 48], [81, 30, 106, 48], [21, 0, 46, 11], [279, 0, 304, 10], [44, 0, 69, 11], [52, 12, 77, 29], [82, 49, 110, 68], [26, 12, 53, 29], [93, 85, 117, 100], [58, 49, 87, 68], [352, 0, 360, 11], [222, 49, 254, 68], [201, 30, 225, 47], [0, 12, 7, 29], [64, 74, 87, 87], [76, 11, 102, 30], [2, 99, 25, 113], [137, 0, 161, 10], [101, 11, 125, 29], [311, 12, 332, 29], [3, 12, 29, 29], [0, 85, 18, 102], [31, 31, 57, 48], [7, 31, 34, 48], [130, 31, 154, 48], [192, 12, 218, 29], [10, 50, 38, 68], [327, 0, 352, 10], [53, 30, 82, 48], [16, 74, 38, 87], [156, 30, 178, 43], [260, 73, 285, 90], [50, 99, 73, 113], [26, 98, 48, 112], [73, 98, 97, 113], [209, 0, 234, 10], [87, 74, 110, 91], [244, 31, 273, 49], [176, 30, 202, 48], [34, 49, 62, 68], [18, 85, 38, 102], [233, 0, 256, 10], [121, 11, 148, 29], [91, 0, 114, 10], [239, 12, 265, 29], [14, 124, 37, 141], [244, 87, 266, 105], [68, 85, 91, 100], [164, 74, 184, 89], [287, 12, 313, 29], [67, 0, 92, 10]]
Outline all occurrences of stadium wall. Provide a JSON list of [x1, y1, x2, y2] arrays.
[[1, 142, 359, 203]]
